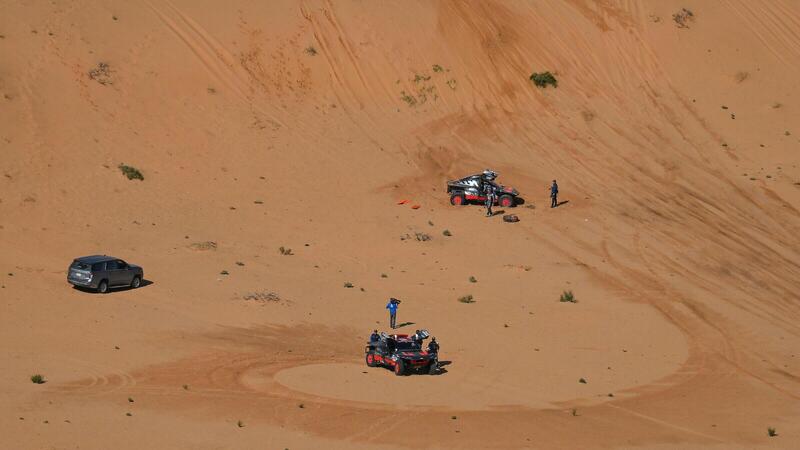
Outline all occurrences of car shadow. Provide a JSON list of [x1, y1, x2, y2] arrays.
[[72, 279, 154, 294]]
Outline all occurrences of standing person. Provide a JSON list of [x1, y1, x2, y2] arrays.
[[427, 337, 439, 356], [550, 180, 559, 208], [483, 182, 497, 217], [386, 297, 400, 329], [370, 329, 380, 342]]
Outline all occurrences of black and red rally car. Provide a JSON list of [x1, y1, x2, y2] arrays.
[[447, 171, 520, 207], [365, 331, 438, 376]]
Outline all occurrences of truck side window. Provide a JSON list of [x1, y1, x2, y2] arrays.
[[92, 262, 105, 271], [106, 260, 119, 270]]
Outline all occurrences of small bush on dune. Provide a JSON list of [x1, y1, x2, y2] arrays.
[[458, 294, 475, 304], [30, 374, 45, 384], [560, 290, 576, 303], [768, 427, 777, 437], [118, 164, 144, 181], [530, 71, 558, 88]]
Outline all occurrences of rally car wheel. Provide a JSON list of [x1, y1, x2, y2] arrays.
[[394, 360, 405, 376], [450, 193, 467, 206], [498, 194, 514, 207], [366, 353, 376, 367]]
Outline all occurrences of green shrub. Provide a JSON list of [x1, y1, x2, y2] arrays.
[[530, 71, 558, 88], [30, 374, 45, 384], [560, 290, 576, 303], [432, 64, 444, 73], [343, 282, 354, 288], [442, 229, 452, 236], [118, 164, 144, 181], [458, 295, 475, 304], [768, 427, 777, 437], [468, 276, 477, 283]]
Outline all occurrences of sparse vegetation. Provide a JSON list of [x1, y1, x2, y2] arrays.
[[468, 276, 477, 283], [343, 282, 354, 288], [734, 71, 749, 83], [128, 397, 134, 403], [298, 403, 305, 408], [579, 378, 587, 384], [432, 64, 444, 73], [571, 408, 578, 416], [242, 291, 281, 302], [182, 384, 189, 390], [88, 62, 113, 85], [560, 290, 577, 303], [415, 232, 432, 242], [237, 420, 245, 428], [381, 273, 388, 278], [305, 46, 317, 56], [530, 71, 558, 88], [672, 8, 694, 28], [446, 79, 457, 90], [768, 427, 777, 437], [207, 87, 216, 94], [118, 164, 144, 181], [30, 374, 45, 384], [413, 73, 431, 83], [279, 246, 294, 256], [126, 412, 132, 416], [400, 90, 417, 106], [442, 229, 452, 236], [220, 270, 229, 275], [458, 294, 475, 304]]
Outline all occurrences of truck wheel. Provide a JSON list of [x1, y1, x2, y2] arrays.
[[450, 193, 467, 206], [97, 280, 109, 294], [130, 276, 141, 289], [498, 195, 514, 207], [394, 359, 405, 376], [366, 353, 376, 367]]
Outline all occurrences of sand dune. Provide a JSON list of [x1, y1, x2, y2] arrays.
[[1, 1, 799, 448]]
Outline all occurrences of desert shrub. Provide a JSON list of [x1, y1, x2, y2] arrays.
[[88, 62, 112, 85], [30, 374, 45, 384], [458, 294, 475, 304], [560, 290, 576, 303], [305, 46, 317, 56], [415, 232, 431, 242], [468, 276, 477, 283], [768, 427, 777, 437], [530, 71, 558, 88], [432, 64, 444, 73], [279, 246, 293, 256], [672, 8, 694, 28], [237, 420, 245, 427], [343, 282, 354, 288], [400, 91, 417, 106], [579, 377, 587, 384], [118, 164, 144, 181], [442, 229, 452, 236]]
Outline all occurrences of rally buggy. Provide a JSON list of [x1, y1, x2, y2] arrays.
[[365, 330, 438, 376], [446, 170, 520, 207]]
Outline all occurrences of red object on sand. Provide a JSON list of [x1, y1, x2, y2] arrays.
[[397, 199, 409, 205], [411, 204, 421, 209]]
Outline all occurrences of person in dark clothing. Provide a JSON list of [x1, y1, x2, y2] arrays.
[[427, 337, 439, 355], [412, 330, 424, 349], [483, 182, 497, 217], [369, 330, 380, 343], [386, 298, 400, 329], [550, 180, 559, 208]]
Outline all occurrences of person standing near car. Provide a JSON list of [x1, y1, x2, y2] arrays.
[[427, 337, 439, 355], [386, 297, 400, 329], [550, 179, 559, 208], [484, 182, 497, 217]]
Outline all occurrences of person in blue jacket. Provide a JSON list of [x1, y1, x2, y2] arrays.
[[550, 180, 559, 208], [386, 297, 401, 329]]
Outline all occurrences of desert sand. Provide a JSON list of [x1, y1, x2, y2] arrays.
[[1, 1, 799, 449]]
